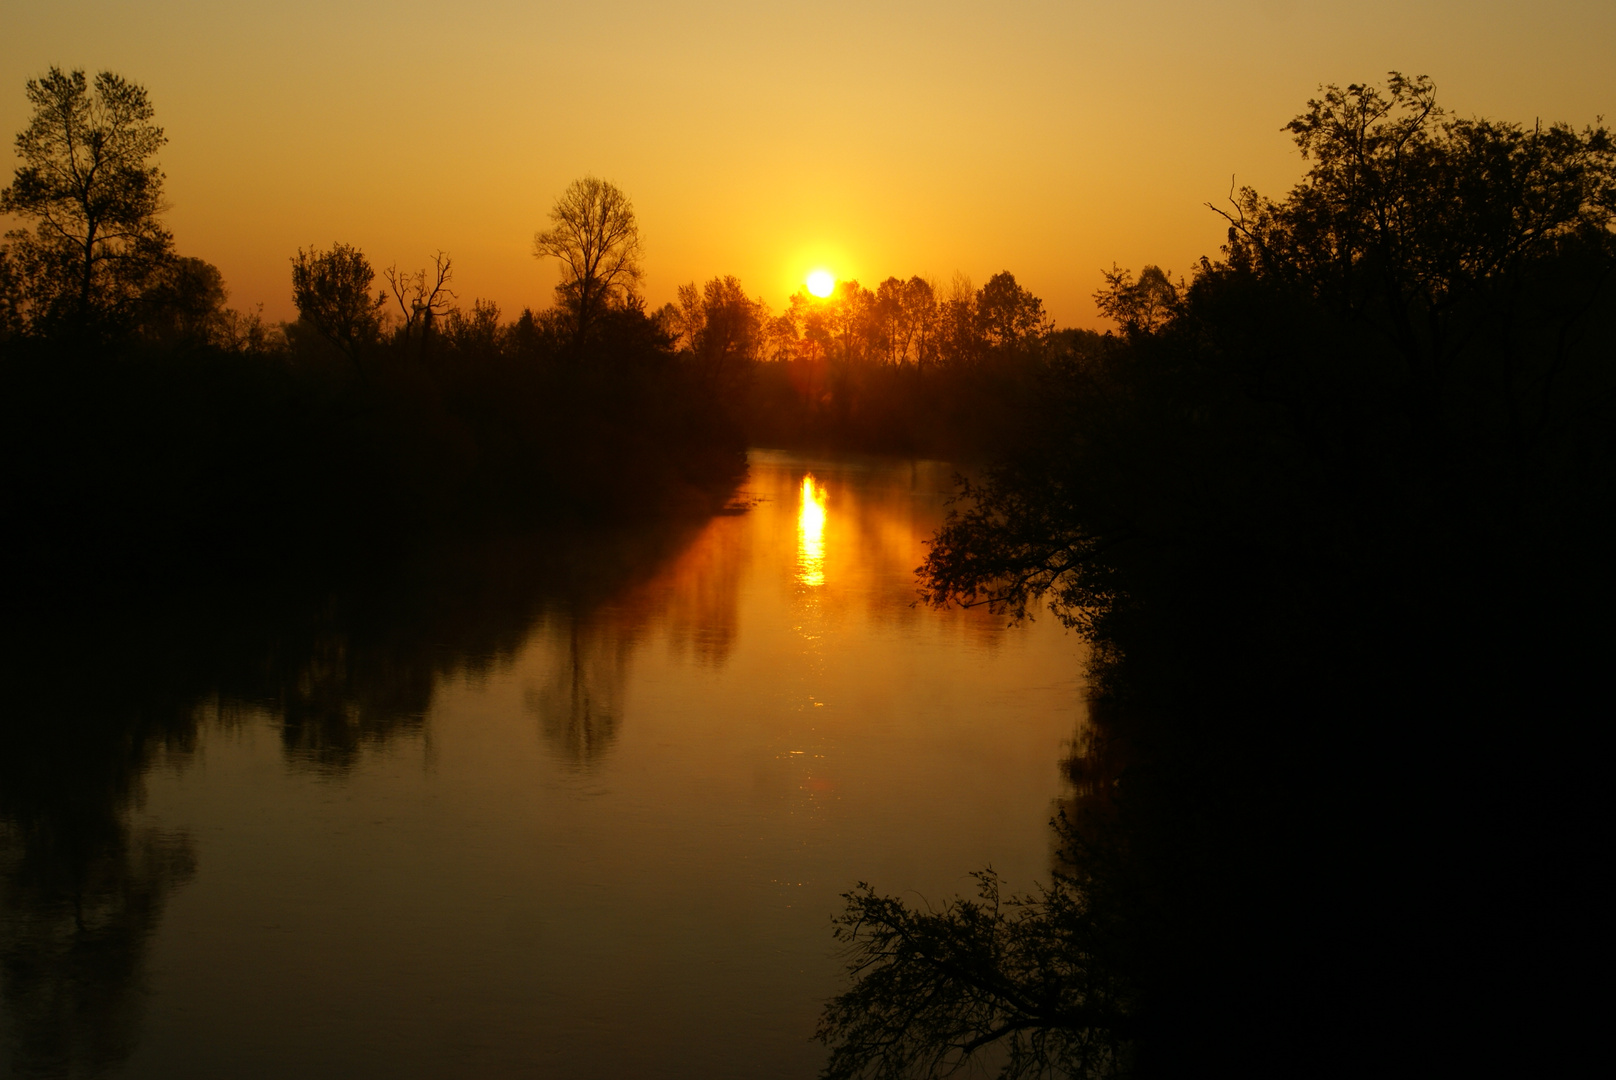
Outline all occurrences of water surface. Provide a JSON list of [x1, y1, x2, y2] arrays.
[[1, 450, 1084, 1079]]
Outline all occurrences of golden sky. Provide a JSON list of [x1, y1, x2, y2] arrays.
[[3, 1, 1613, 327]]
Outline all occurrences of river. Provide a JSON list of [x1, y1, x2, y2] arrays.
[[0, 449, 1085, 1079]]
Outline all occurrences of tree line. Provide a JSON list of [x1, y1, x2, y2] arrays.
[[0, 69, 761, 578], [659, 266, 1087, 454], [663, 268, 1052, 375], [0, 64, 1089, 506]]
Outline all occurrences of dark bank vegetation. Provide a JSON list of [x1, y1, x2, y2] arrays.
[[0, 70, 745, 586], [0, 66, 1079, 592], [819, 75, 1615, 1078]]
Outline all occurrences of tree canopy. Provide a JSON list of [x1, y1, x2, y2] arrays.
[[0, 68, 172, 334], [533, 176, 645, 348], [290, 242, 386, 371]]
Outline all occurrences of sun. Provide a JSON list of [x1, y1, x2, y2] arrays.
[[806, 270, 835, 298]]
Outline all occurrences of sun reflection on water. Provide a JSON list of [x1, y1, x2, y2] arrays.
[[797, 474, 826, 587]]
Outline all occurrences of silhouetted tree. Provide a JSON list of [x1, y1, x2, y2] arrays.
[[0, 68, 173, 335], [290, 242, 385, 375], [382, 250, 456, 348], [533, 176, 644, 350], [976, 271, 1051, 354], [0, 243, 23, 341], [444, 298, 503, 356], [668, 275, 768, 391], [136, 255, 230, 347], [925, 74, 1616, 624], [871, 275, 940, 368], [936, 272, 979, 369], [818, 867, 1130, 1079], [828, 280, 876, 363], [1216, 73, 1616, 441], [1092, 265, 1178, 334]]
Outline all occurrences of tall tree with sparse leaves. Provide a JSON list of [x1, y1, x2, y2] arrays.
[[533, 176, 644, 350]]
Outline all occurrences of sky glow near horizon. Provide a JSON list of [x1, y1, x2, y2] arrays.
[[2, 1, 1613, 327]]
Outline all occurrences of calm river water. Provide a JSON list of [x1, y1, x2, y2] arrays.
[[1, 450, 1085, 1079]]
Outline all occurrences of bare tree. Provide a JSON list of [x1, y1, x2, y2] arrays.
[[382, 251, 455, 347], [532, 176, 644, 348]]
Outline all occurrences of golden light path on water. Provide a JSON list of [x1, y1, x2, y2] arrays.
[[797, 474, 827, 587]]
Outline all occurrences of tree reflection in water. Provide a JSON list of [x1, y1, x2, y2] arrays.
[[0, 453, 1023, 1075], [0, 502, 735, 1074], [0, 615, 200, 1078], [526, 507, 749, 767], [527, 617, 630, 767], [0, 822, 194, 1079]]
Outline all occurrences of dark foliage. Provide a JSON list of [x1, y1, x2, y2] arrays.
[[827, 75, 1615, 1077], [819, 869, 1131, 1080], [0, 68, 171, 339], [0, 287, 745, 581]]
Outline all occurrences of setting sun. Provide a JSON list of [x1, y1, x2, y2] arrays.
[[806, 270, 835, 298]]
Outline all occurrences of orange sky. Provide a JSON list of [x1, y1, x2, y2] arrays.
[[3, 1, 1613, 327]]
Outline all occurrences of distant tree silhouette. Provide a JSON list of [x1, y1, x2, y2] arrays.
[[0, 244, 23, 340], [871, 275, 940, 367], [382, 250, 456, 347], [137, 255, 230, 347], [976, 272, 1051, 355], [0, 68, 173, 335], [666, 275, 769, 392], [780, 271, 1051, 373], [936, 272, 980, 369], [290, 242, 386, 375], [444, 297, 502, 354], [533, 176, 645, 350], [735, 266, 1063, 455], [1092, 265, 1178, 334]]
